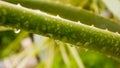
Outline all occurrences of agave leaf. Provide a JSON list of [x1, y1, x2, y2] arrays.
[[0, 1, 120, 60], [2, 0, 120, 33]]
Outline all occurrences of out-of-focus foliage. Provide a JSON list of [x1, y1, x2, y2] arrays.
[[0, 30, 17, 59]]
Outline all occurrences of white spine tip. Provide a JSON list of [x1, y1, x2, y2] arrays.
[[17, 3, 22, 7], [115, 32, 119, 34], [105, 28, 108, 31], [91, 24, 94, 27], [14, 29, 21, 34], [77, 21, 80, 23], [56, 15, 60, 18]]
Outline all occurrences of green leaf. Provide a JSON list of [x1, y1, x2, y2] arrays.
[[3, 0, 120, 33], [0, 1, 120, 60]]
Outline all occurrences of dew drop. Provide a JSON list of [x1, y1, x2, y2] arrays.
[[14, 29, 21, 34]]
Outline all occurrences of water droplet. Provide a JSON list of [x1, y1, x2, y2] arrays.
[[14, 29, 21, 34]]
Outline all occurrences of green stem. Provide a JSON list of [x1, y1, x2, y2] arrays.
[[2, 31, 29, 58], [0, 1, 120, 60], [2, 0, 120, 33]]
